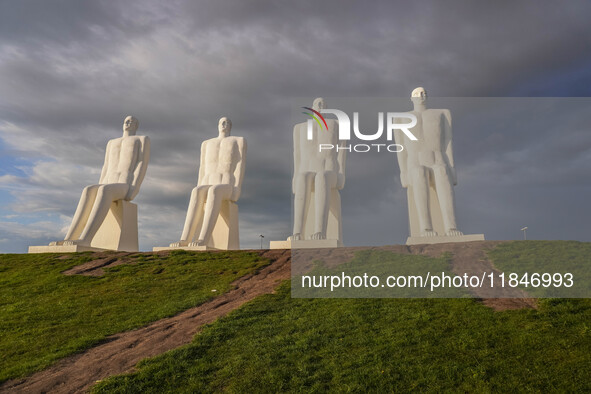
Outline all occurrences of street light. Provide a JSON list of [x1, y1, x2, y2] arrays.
[[520, 227, 528, 240], [259, 234, 264, 249]]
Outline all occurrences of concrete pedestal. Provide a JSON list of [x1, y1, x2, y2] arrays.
[[209, 201, 239, 250], [152, 245, 217, 252], [28, 244, 110, 253], [153, 201, 239, 252], [29, 200, 139, 253], [406, 233, 485, 245], [270, 238, 342, 249]]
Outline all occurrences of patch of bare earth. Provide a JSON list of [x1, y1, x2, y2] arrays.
[[61, 252, 139, 276], [2, 242, 535, 393]]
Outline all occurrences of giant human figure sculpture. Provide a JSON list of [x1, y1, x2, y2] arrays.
[[271, 97, 346, 249], [395, 87, 483, 245], [157, 117, 246, 251], [29, 116, 150, 253]]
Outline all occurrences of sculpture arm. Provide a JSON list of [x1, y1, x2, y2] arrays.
[[126, 136, 150, 201], [442, 110, 457, 185], [196, 141, 207, 187], [336, 122, 346, 190], [98, 141, 111, 184], [230, 138, 247, 202], [292, 125, 301, 194], [393, 122, 409, 188]]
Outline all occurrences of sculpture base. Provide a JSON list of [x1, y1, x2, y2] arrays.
[[91, 200, 139, 251], [209, 201, 240, 250], [28, 200, 139, 253], [152, 245, 218, 252], [406, 234, 485, 245], [270, 239, 343, 249], [28, 245, 109, 253]]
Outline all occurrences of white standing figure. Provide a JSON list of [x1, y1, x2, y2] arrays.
[[171, 117, 246, 248], [395, 87, 463, 238], [290, 97, 346, 243], [52, 116, 150, 247]]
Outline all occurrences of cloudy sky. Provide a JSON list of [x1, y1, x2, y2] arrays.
[[1, 0, 590, 253]]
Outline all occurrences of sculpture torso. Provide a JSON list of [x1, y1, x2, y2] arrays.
[[200, 136, 244, 186], [404, 109, 450, 170], [294, 119, 339, 173], [103, 136, 144, 185]]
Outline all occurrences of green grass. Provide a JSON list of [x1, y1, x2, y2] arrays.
[[0, 250, 269, 383], [488, 241, 591, 297], [4, 241, 591, 392], [293, 250, 465, 298], [93, 241, 591, 393], [94, 283, 591, 393]]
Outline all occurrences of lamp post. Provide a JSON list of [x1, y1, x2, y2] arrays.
[[259, 234, 264, 249], [520, 227, 528, 240]]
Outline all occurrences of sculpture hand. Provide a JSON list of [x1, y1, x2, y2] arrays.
[[336, 173, 345, 190], [400, 172, 409, 188], [451, 168, 457, 185], [124, 186, 135, 201], [230, 186, 241, 202]]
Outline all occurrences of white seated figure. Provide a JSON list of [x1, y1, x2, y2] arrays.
[[38, 116, 150, 252], [271, 97, 346, 248], [169, 117, 246, 250], [395, 87, 483, 245]]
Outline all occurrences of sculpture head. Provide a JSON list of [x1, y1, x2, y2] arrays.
[[218, 117, 232, 136], [312, 97, 325, 112], [123, 116, 139, 135], [411, 87, 427, 105]]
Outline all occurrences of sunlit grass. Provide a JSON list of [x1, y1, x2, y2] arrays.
[[0, 250, 269, 382]]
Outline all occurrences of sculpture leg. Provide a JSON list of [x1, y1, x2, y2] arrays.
[[329, 188, 343, 242], [76, 183, 130, 245], [178, 186, 209, 244], [432, 165, 461, 235], [411, 166, 435, 236], [64, 185, 100, 241], [313, 171, 337, 239], [292, 172, 313, 239], [197, 184, 233, 244]]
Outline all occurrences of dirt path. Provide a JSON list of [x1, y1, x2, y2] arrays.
[[1, 249, 291, 394]]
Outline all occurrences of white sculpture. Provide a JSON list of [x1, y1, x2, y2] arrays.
[[29, 116, 150, 253], [271, 98, 346, 248], [395, 87, 483, 245], [162, 117, 246, 250]]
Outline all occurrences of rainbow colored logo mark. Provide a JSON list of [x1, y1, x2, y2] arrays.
[[302, 107, 328, 130]]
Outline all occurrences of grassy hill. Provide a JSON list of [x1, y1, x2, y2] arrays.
[[1, 241, 590, 392], [0, 250, 269, 382], [95, 283, 591, 393]]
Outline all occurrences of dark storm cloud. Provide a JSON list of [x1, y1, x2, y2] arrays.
[[1, 0, 591, 252]]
